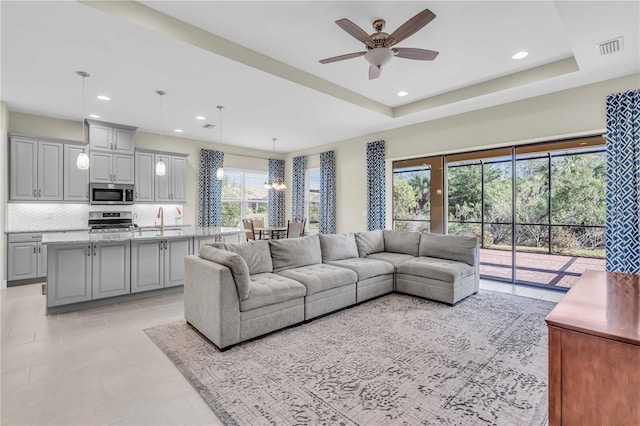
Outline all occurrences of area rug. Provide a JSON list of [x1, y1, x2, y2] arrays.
[[145, 291, 554, 425]]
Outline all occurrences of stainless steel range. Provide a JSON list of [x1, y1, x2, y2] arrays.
[[88, 211, 134, 233]]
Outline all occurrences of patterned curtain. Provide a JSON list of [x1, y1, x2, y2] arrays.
[[606, 89, 640, 274], [198, 149, 224, 227], [268, 159, 285, 227], [320, 150, 336, 234], [291, 156, 307, 221], [366, 140, 386, 231]]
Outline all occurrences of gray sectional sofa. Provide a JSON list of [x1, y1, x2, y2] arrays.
[[184, 229, 479, 350]]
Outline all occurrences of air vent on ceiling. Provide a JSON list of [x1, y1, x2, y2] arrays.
[[203, 123, 215, 129], [597, 37, 623, 56]]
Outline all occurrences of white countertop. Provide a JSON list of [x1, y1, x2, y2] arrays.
[[42, 227, 244, 245]]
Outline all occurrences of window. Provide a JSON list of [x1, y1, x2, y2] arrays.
[[221, 169, 269, 227], [306, 168, 320, 232]]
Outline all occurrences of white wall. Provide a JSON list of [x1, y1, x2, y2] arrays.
[[285, 73, 640, 233], [7, 112, 283, 228]]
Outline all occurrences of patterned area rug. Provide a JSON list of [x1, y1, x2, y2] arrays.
[[145, 292, 553, 425]]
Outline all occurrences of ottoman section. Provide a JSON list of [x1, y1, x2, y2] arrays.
[[396, 256, 476, 305], [277, 264, 357, 320], [326, 257, 394, 303]]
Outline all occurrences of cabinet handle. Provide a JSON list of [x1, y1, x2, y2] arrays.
[[88, 245, 91, 256], [93, 245, 97, 256], [33, 246, 36, 254], [110, 142, 113, 150], [33, 189, 37, 197], [86, 191, 88, 198], [164, 241, 167, 250], [38, 246, 41, 253], [38, 189, 42, 197], [159, 241, 163, 250]]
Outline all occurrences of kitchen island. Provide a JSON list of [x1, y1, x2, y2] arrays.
[[42, 227, 244, 314]]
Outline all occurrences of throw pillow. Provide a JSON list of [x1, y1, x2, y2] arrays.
[[209, 240, 273, 275], [354, 230, 384, 257], [269, 234, 322, 273], [383, 229, 420, 256], [319, 233, 359, 261], [199, 245, 251, 301]]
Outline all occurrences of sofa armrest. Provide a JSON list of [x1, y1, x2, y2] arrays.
[[184, 255, 241, 349]]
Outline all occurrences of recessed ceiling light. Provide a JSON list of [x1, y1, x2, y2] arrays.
[[512, 51, 528, 60], [397, 91, 409, 97], [97, 95, 110, 101], [174, 129, 183, 133], [195, 115, 206, 120], [89, 114, 100, 119]]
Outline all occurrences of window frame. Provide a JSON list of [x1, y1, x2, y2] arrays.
[[221, 168, 269, 227]]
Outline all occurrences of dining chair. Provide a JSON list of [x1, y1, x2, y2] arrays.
[[242, 219, 255, 241], [286, 220, 303, 239], [251, 218, 266, 239], [296, 218, 307, 236]]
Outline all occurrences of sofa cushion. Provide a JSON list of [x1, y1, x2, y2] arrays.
[[239, 273, 306, 312], [277, 264, 358, 295], [325, 257, 394, 281], [209, 240, 273, 274], [319, 233, 359, 261], [269, 234, 322, 273], [355, 230, 384, 257], [199, 245, 251, 300], [366, 252, 416, 268], [383, 229, 421, 256], [419, 233, 478, 266], [397, 256, 475, 283]]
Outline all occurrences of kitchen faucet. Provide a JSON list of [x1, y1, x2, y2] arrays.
[[156, 207, 164, 232]]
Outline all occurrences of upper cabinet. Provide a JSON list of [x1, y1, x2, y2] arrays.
[[135, 150, 188, 204], [10, 136, 63, 201], [64, 144, 89, 201], [86, 120, 136, 154]]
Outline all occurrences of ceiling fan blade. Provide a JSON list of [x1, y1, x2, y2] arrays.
[[319, 51, 366, 64], [336, 19, 375, 48], [383, 9, 436, 47], [393, 47, 439, 61], [369, 65, 382, 80]]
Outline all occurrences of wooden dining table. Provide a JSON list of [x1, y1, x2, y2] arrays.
[[254, 227, 287, 239]]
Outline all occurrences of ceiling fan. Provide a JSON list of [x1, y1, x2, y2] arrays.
[[319, 9, 439, 80]]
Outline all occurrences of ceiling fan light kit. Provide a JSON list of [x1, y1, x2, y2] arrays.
[[319, 8, 439, 80]]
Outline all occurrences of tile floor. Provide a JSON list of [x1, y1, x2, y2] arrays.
[[1, 279, 564, 425]]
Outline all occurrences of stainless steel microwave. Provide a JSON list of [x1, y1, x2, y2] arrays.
[[89, 183, 134, 205]]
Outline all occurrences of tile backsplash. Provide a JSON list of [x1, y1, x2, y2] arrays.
[[7, 203, 186, 232]]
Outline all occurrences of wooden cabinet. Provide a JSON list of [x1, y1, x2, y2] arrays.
[[546, 270, 640, 426], [131, 237, 191, 292], [89, 152, 134, 184], [64, 144, 89, 201], [9, 137, 63, 201], [47, 241, 131, 307], [7, 233, 48, 281], [134, 151, 155, 202], [87, 120, 135, 154], [136, 150, 187, 203]]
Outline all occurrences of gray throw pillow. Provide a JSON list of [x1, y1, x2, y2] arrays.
[[199, 245, 251, 301], [355, 230, 384, 257], [419, 233, 479, 266], [383, 229, 420, 256], [319, 233, 359, 261], [209, 240, 273, 274], [269, 234, 322, 273]]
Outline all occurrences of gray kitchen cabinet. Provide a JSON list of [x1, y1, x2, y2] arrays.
[[130, 239, 163, 293], [47, 243, 92, 307], [8, 234, 48, 282], [10, 137, 63, 201], [193, 234, 242, 253], [87, 120, 136, 154], [134, 151, 155, 202], [154, 154, 187, 203], [164, 237, 191, 287], [64, 144, 89, 201], [47, 241, 131, 307], [92, 241, 130, 299], [89, 151, 134, 184], [131, 237, 191, 292]]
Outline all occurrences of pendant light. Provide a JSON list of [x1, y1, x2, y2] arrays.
[[76, 71, 90, 169], [155, 90, 166, 176], [216, 105, 225, 180], [263, 138, 287, 191]]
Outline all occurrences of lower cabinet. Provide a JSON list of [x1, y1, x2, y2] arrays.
[[131, 237, 192, 293], [7, 234, 47, 282], [47, 241, 131, 307]]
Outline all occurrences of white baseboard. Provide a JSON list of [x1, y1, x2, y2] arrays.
[[1, 279, 7, 289]]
